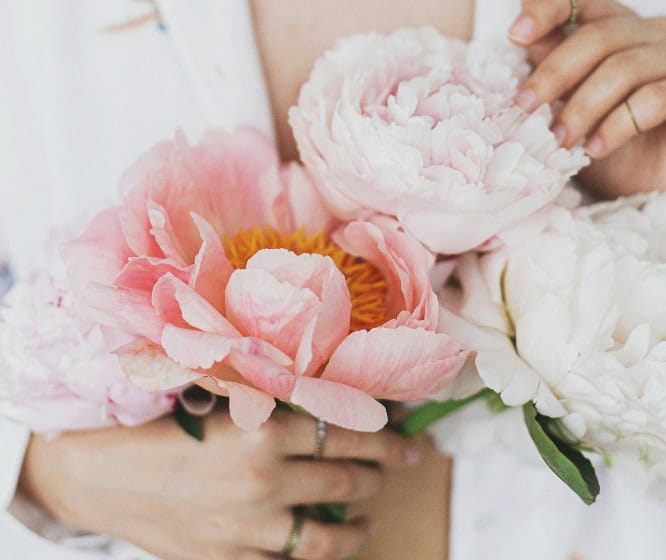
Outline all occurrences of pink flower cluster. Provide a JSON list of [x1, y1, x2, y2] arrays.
[[62, 129, 466, 432], [0, 271, 175, 433]]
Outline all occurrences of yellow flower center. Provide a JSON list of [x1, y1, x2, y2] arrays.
[[223, 226, 388, 332]]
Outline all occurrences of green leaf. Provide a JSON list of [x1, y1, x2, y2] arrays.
[[397, 389, 493, 437], [523, 402, 599, 505], [308, 502, 347, 524], [483, 390, 510, 413], [174, 403, 204, 441]]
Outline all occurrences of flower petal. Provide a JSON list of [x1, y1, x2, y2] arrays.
[[244, 250, 351, 376], [225, 265, 322, 361], [189, 213, 235, 313], [84, 284, 164, 344], [115, 256, 191, 293], [162, 324, 233, 369], [152, 274, 239, 336], [290, 376, 388, 432], [322, 326, 466, 401], [60, 207, 132, 294], [115, 340, 200, 391]]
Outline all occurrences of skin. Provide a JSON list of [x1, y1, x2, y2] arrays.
[[509, 0, 666, 197], [19, 1, 665, 559], [20, 409, 426, 560]]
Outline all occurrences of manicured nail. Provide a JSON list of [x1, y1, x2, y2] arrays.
[[368, 521, 378, 537], [509, 15, 536, 43], [404, 446, 423, 465], [552, 124, 567, 146], [515, 88, 538, 112], [585, 135, 605, 157]]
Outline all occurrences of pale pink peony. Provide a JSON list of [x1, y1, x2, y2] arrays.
[[0, 270, 176, 434], [62, 129, 466, 432], [289, 27, 590, 254]]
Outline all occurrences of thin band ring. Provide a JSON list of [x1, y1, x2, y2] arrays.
[[567, 0, 579, 25], [281, 509, 305, 558], [625, 100, 642, 134], [313, 419, 328, 460]]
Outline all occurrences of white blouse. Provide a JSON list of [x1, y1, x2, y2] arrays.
[[0, 1, 664, 559]]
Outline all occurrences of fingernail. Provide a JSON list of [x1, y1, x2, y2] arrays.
[[509, 15, 536, 43], [404, 446, 423, 466], [368, 521, 378, 537], [585, 135, 605, 157], [515, 88, 538, 112], [552, 124, 567, 146]]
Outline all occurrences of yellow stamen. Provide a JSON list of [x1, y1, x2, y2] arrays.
[[223, 226, 388, 331]]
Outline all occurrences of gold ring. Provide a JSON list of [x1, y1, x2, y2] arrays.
[[567, 0, 579, 25], [313, 419, 327, 460], [625, 100, 641, 134], [282, 509, 305, 558]]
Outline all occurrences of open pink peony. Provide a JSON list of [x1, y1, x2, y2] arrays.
[[289, 27, 590, 254], [62, 129, 466, 432]]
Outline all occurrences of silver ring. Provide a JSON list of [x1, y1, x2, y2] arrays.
[[281, 509, 305, 558], [313, 419, 328, 460]]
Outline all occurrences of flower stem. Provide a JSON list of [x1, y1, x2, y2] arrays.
[[396, 389, 493, 437]]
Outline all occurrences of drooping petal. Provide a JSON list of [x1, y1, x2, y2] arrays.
[[161, 324, 233, 369], [226, 339, 297, 401], [322, 326, 467, 401], [290, 376, 388, 432], [115, 340, 201, 391], [224, 381, 276, 431]]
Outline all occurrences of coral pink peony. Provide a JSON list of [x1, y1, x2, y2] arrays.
[[62, 129, 466, 432], [289, 27, 590, 255]]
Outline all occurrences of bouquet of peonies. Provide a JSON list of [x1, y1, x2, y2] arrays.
[[1, 26, 662, 510]]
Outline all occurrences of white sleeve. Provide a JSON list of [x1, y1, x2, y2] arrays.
[[623, 0, 665, 16], [0, 418, 30, 510]]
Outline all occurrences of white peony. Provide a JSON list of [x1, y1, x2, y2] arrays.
[[439, 193, 666, 491]]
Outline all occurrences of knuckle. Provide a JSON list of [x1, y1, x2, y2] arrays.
[[308, 530, 340, 560], [241, 466, 276, 502], [602, 51, 641, 80], [329, 465, 357, 501], [643, 81, 666, 110], [532, 62, 564, 90], [335, 429, 362, 456]]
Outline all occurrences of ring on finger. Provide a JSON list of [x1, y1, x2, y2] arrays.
[[282, 508, 305, 558], [567, 0, 579, 25], [625, 99, 642, 134], [313, 419, 328, 460]]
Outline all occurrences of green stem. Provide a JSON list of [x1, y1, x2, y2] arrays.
[[396, 388, 493, 437]]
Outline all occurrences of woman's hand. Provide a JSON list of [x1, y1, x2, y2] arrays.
[[508, 0, 666, 197], [19, 409, 424, 560]]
